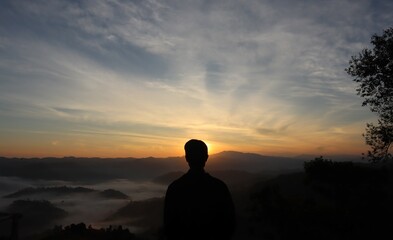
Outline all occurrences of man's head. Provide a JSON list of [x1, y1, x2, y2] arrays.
[[184, 139, 208, 169]]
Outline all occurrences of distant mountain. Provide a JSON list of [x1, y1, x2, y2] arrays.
[[3, 186, 94, 198], [99, 189, 130, 200], [208, 151, 305, 172], [3, 186, 130, 200], [0, 156, 185, 182], [152, 171, 184, 185], [0, 151, 361, 182]]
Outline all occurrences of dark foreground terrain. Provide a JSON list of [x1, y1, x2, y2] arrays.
[[1, 154, 392, 240]]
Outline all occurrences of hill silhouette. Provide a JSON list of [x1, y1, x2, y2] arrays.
[[208, 151, 305, 172], [3, 186, 130, 200], [0, 151, 307, 182], [3, 186, 94, 198], [99, 189, 130, 200], [248, 159, 393, 239], [1, 199, 67, 237], [30, 223, 141, 240], [0, 153, 381, 239], [106, 198, 164, 233]]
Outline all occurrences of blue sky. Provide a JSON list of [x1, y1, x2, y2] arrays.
[[0, 0, 392, 157]]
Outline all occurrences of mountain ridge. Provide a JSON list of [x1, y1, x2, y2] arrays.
[[3, 186, 130, 200], [0, 151, 363, 182]]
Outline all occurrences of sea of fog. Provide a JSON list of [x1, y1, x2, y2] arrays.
[[0, 176, 167, 233]]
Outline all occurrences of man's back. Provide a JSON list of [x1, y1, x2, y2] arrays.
[[164, 170, 236, 240]]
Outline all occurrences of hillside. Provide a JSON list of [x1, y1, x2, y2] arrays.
[[1, 200, 67, 237], [0, 151, 309, 182], [3, 186, 130, 200], [106, 197, 164, 231], [248, 160, 393, 239]]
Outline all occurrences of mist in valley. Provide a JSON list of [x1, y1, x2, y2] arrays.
[[0, 151, 302, 239], [2, 152, 390, 240]]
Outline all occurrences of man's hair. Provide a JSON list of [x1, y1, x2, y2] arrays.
[[185, 139, 208, 156], [184, 139, 208, 168]]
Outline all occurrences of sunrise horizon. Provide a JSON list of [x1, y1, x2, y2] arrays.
[[0, 146, 367, 159], [0, 1, 391, 237], [0, 0, 389, 162]]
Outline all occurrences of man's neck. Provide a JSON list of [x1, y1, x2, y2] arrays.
[[188, 168, 205, 174]]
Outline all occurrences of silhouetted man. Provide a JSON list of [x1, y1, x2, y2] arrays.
[[164, 139, 236, 240]]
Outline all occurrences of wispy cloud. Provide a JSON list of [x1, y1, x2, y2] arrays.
[[0, 0, 391, 157]]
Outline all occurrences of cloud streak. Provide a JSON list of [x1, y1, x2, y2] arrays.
[[0, 0, 391, 157]]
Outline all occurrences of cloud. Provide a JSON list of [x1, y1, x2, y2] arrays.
[[0, 176, 166, 233], [84, 179, 166, 201], [0, 0, 392, 156], [256, 125, 290, 136]]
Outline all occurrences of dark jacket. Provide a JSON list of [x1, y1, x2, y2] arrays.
[[164, 169, 236, 240]]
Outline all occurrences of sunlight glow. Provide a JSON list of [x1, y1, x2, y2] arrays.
[[0, 0, 388, 158]]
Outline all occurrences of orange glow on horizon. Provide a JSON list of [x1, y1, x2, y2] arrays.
[[0, 144, 368, 159], [0, 132, 369, 158]]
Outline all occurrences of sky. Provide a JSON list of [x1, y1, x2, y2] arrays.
[[0, 0, 392, 158]]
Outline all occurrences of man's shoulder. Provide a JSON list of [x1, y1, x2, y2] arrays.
[[167, 171, 228, 190], [167, 173, 188, 189], [206, 173, 229, 188], [204, 172, 221, 182]]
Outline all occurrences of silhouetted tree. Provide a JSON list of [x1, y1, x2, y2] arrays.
[[346, 27, 393, 162], [37, 223, 139, 240]]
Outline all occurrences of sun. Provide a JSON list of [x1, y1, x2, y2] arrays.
[[205, 141, 215, 154]]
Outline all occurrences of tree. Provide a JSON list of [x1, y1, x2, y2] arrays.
[[346, 27, 393, 162]]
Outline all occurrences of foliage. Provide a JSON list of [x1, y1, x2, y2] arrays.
[[363, 120, 393, 162], [304, 156, 353, 183], [346, 27, 393, 162], [303, 156, 385, 184], [34, 223, 140, 240]]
